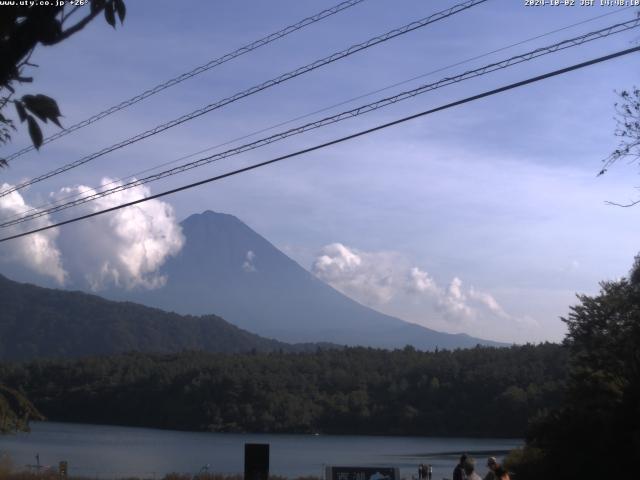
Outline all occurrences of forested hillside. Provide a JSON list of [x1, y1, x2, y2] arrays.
[[0, 343, 566, 437], [0, 274, 302, 359]]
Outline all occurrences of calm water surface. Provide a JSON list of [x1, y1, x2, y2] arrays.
[[0, 422, 521, 480]]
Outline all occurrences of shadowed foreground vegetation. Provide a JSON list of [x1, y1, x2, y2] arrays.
[[0, 343, 566, 438], [0, 467, 319, 480], [0, 385, 42, 433], [504, 255, 640, 478]]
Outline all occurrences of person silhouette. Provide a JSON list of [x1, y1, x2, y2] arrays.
[[453, 454, 467, 480]]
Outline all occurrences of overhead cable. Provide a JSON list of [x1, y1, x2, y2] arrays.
[[1, 44, 638, 243], [2, 0, 367, 163], [2, 6, 630, 224], [3, 17, 639, 228], [0, 0, 488, 198]]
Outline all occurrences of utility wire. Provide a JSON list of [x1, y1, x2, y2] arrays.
[[1, 6, 630, 224], [0, 0, 488, 199], [3, 17, 638, 229], [2, 45, 638, 244], [2, 0, 367, 163]]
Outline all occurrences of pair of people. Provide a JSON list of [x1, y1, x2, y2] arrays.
[[418, 463, 432, 480], [453, 455, 510, 480]]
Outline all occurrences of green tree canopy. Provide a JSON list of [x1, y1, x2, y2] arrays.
[[509, 255, 640, 478]]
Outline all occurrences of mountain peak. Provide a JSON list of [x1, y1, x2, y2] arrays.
[[183, 210, 242, 225], [118, 210, 504, 350]]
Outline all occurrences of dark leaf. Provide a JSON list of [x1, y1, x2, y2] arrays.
[[38, 17, 63, 45], [26, 115, 43, 150], [90, 0, 106, 14], [21, 94, 63, 127], [0, 158, 7, 169], [104, 1, 116, 28], [114, 0, 126, 23], [15, 101, 27, 123]]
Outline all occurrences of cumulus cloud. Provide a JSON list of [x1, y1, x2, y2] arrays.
[[55, 179, 184, 291], [242, 250, 257, 272], [406, 267, 438, 294], [312, 243, 399, 304], [0, 184, 66, 284], [437, 277, 474, 322], [468, 286, 509, 318], [406, 268, 472, 322], [313, 243, 522, 329]]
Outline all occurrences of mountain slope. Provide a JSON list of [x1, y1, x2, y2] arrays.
[[115, 211, 504, 349], [0, 274, 301, 361]]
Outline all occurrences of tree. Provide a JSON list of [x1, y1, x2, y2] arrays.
[[597, 10, 640, 204], [0, 0, 126, 165], [0, 0, 126, 433], [507, 255, 640, 478], [0, 385, 43, 433], [598, 87, 640, 205], [600, 87, 640, 178]]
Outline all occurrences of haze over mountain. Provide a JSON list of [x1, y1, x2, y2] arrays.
[[108, 211, 504, 349]]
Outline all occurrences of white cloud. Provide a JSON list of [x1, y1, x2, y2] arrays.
[[0, 184, 66, 284], [312, 243, 399, 304], [438, 277, 474, 323], [312, 243, 526, 332], [468, 286, 508, 318], [406, 267, 438, 295], [242, 250, 257, 272], [406, 268, 473, 324], [55, 179, 184, 291]]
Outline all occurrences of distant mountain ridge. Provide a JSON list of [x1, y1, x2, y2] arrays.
[[110, 210, 505, 350], [0, 274, 318, 361]]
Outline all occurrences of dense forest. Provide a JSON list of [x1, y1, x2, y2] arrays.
[[0, 343, 566, 438]]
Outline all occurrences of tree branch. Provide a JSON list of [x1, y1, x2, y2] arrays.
[[57, 6, 105, 42]]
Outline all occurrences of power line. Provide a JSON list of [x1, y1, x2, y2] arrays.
[[3, 17, 638, 228], [0, 0, 488, 199], [1, 7, 631, 224], [2, 45, 638, 244], [2, 0, 367, 163]]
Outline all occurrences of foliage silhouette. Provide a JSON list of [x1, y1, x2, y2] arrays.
[[0, 0, 126, 165], [506, 254, 640, 478]]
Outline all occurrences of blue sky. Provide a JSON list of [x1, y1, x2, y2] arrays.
[[1, 0, 639, 343]]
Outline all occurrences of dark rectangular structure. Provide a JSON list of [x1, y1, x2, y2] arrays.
[[244, 443, 269, 480]]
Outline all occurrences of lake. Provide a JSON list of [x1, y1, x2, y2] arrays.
[[0, 422, 521, 480]]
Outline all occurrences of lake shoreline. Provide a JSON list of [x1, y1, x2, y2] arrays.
[[26, 420, 522, 440], [0, 421, 522, 480]]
